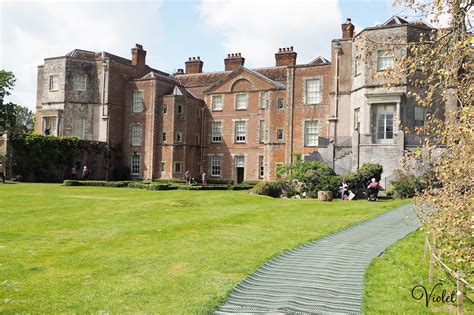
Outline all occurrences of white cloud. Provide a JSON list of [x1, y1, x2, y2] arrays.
[[0, 0, 164, 110], [198, 0, 342, 68]]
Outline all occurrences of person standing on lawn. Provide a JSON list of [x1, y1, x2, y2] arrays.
[[184, 170, 191, 184], [82, 165, 90, 180], [201, 171, 207, 185]]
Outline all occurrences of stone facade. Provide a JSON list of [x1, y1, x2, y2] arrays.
[[35, 16, 449, 184]]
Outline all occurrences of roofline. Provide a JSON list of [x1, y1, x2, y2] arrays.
[[202, 66, 285, 94], [354, 23, 432, 39]]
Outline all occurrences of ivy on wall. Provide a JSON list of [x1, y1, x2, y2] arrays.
[[9, 133, 123, 182]]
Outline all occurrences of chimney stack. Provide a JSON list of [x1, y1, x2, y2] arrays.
[[275, 46, 297, 66], [185, 56, 203, 74], [173, 68, 185, 75], [341, 18, 355, 39], [131, 44, 146, 72], [224, 53, 245, 71]]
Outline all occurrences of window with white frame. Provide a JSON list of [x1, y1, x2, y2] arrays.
[[160, 162, 165, 172], [415, 106, 425, 126], [235, 93, 248, 110], [306, 79, 321, 104], [174, 162, 182, 173], [73, 74, 87, 91], [163, 104, 167, 114], [131, 154, 141, 176], [259, 92, 266, 109], [258, 156, 264, 178], [49, 75, 59, 91], [355, 56, 361, 76], [375, 105, 395, 142], [377, 50, 394, 71], [211, 121, 222, 143], [162, 132, 167, 142], [131, 124, 143, 146], [71, 118, 85, 139], [234, 121, 246, 143], [259, 120, 265, 143], [175, 132, 182, 143], [132, 91, 144, 113], [277, 98, 284, 109], [210, 155, 221, 176], [277, 128, 283, 141], [43, 116, 57, 136], [304, 121, 319, 146], [212, 95, 223, 111]]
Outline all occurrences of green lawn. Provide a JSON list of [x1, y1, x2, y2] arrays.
[[1, 183, 407, 313], [363, 230, 473, 314]]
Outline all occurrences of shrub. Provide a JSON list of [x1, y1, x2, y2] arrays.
[[391, 170, 426, 198], [313, 175, 341, 194], [128, 182, 149, 189], [63, 180, 81, 186], [249, 181, 286, 198], [148, 183, 176, 190]]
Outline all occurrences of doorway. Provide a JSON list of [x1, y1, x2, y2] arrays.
[[235, 155, 245, 184]]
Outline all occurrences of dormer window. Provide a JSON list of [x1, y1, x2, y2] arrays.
[[73, 74, 87, 91], [377, 51, 394, 71]]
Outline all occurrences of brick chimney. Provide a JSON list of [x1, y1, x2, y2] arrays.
[[131, 44, 146, 71], [224, 53, 245, 71], [341, 18, 355, 39], [275, 47, 297, 66], [185, 57, 203, 74]]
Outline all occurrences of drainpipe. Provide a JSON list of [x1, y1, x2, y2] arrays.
[[200, 106, 204, 172], [149, 79, 156, 180], [334, 41, 342, 144], [289, 67, 295, 175], [101, 52, 110, 180]]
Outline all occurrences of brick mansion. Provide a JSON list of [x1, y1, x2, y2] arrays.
[[35, 16, 450, 184]]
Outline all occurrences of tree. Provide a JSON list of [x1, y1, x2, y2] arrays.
[[394, 0, 472, 275], [0, 70, 34, 133]]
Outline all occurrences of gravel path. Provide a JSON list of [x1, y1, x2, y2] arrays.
[[215, 203, 418, 314]]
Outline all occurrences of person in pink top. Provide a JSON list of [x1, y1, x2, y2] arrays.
[[367, 178, 380, 197]]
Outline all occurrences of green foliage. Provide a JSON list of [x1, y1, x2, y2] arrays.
[[9, 133, 120, 182], [277, 161, 338, 195], [249, 180, 286, 198], [63, 180, 130, 187], [345, 163, 383, 185], [313, 175, 341, 194], [390, 170, 426, 199], [0, 70, 33, 133]]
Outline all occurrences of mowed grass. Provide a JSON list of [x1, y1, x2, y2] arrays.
[[363, 230, 473, 314], [1, 183, 408, 313]]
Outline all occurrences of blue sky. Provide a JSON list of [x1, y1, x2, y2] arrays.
[[1, 0, 409, 110]]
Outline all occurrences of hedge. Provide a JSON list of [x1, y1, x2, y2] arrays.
[[63, 180, 130, 187], [63, 180, 254, 191]]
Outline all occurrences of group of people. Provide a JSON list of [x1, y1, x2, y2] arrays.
[[184, 170, 207, 185], [71, 165, 91, 180], [339, 178, 380, 201]]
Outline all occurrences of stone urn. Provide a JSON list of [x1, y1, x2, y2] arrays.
[[318, 191, 333, 201]]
